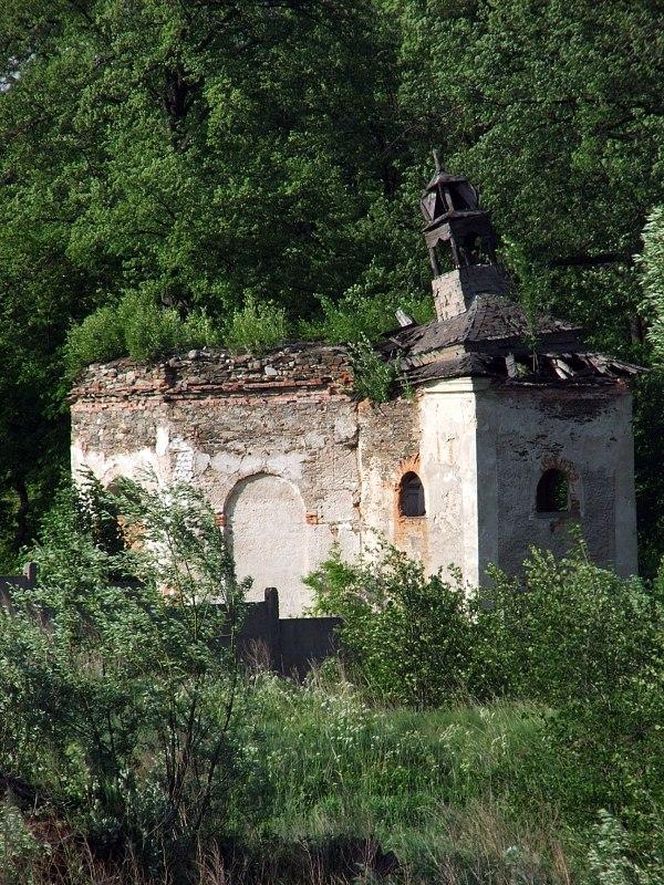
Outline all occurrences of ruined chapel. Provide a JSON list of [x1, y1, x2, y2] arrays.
[[71, 167, 640, 617]]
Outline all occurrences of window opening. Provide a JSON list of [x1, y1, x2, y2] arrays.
[[536, 469, 570, 513], [399, 472, 426, 517]]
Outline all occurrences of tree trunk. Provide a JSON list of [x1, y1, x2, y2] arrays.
[[12, 476, 30, 551]]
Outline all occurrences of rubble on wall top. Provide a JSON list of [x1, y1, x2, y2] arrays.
[[70, 299, 642, 407], [70, 343, 354, 402]]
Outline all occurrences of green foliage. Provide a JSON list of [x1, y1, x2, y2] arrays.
[[586, 811, 656, 885], [225, 295, 289, 355], [301, 264, 434, 345], [311, 540, 663, 705], [65, 291, 221, 374], [473, 544, 661, 705], [639, 207, 664, 362], [309, 544, 473, 705], [65, 305, 126, 371], [0, 477, 252, 873], [0, 800, 44, 882], [348, 336, 401, 403], [309, 541, 664, 862], [0, 494, 663, 880]]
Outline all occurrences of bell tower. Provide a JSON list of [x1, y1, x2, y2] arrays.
[[420, 154, 510, 320]]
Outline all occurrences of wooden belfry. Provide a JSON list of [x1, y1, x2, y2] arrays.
[[420, 152, 498, 275]]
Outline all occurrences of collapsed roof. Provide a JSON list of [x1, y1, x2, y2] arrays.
[[379, 292, 642, 388]]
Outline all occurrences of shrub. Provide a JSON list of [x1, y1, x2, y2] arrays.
[[225, 295, 289, 354], [64, 304, 126, 374], [348, 335, 400, 402], [0, 477, 253, 874], [471, 543, 662, 706], [299, 264, 434, 345], [0, 800, 45, 879], [308, 544, 473, 707], [311, 538, 663, 709], [309, 540, 664, 857], [638, 205, 664, 363], [118, 291, 183, 361], [65, 292, 222, 375]]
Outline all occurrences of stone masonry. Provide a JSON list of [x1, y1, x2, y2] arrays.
[[70, 164, 641, 615]]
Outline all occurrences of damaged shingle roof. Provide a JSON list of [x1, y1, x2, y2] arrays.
[[383, 294, 581, 356], [380, 294, 642, 388]]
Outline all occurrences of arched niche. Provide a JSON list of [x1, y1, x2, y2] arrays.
[[225, 474, 308, 606], [398, 471, 426, 517]]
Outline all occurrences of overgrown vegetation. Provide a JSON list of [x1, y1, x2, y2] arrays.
[[225, 296, 290, 356], [0, 485, 661, 882], [310, 541, 664, 864], [348, 337, 401, 403], [65, 291, 221, 374], [0, 478, 254, 878], [639, 207, 664, 362], [1, 0, 664, 877]]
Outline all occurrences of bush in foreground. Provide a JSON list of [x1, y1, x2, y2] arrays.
[[309, 541, 664, 857], [1, 486, 662, 882], [307, 544, 472, 706], [0, 478, 254, 877]]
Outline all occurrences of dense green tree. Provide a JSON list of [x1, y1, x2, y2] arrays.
[[396, 0, 664, 352], [639, 206, 664, 358], [1, 0, 664, 565], [0, 0, 412, 561]]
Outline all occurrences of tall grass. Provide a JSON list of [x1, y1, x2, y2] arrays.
[[6, 671, 659, 883], [233, 673, 582, 884]]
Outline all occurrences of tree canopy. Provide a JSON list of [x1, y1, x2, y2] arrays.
[[1, 0, 663, 565]]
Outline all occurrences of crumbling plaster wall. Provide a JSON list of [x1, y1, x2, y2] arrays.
[[474, 385, 638, 578], [70, 348, 363, 617], [70, 350, 639, 618], [358, 379, 481, 585]]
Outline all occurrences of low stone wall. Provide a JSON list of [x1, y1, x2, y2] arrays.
[[239, 588, 341, 677], [0, 571, 340, 676]]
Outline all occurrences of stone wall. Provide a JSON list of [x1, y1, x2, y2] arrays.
[[356, 378, 638, 583], [358, 383, 482, 584], [71, 344, 354, 403], [71, 346, 362, 617], [432, 266, 510, 320], [71, 345, 639, 617], [475, 384, 638, 577]]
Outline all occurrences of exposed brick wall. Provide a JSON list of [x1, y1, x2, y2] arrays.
[[70, 344, 354, 404], [70, 345, 362, 617]]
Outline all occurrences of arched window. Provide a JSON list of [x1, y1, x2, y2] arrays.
[[399, 472, 426, 517], [536, 469, 570, 514]]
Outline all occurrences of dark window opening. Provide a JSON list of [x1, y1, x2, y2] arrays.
[[399, 472, 426, 517], [450, 188, 469, 211], [431, 241, 456, 274], [536, 469, 570, 513]]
